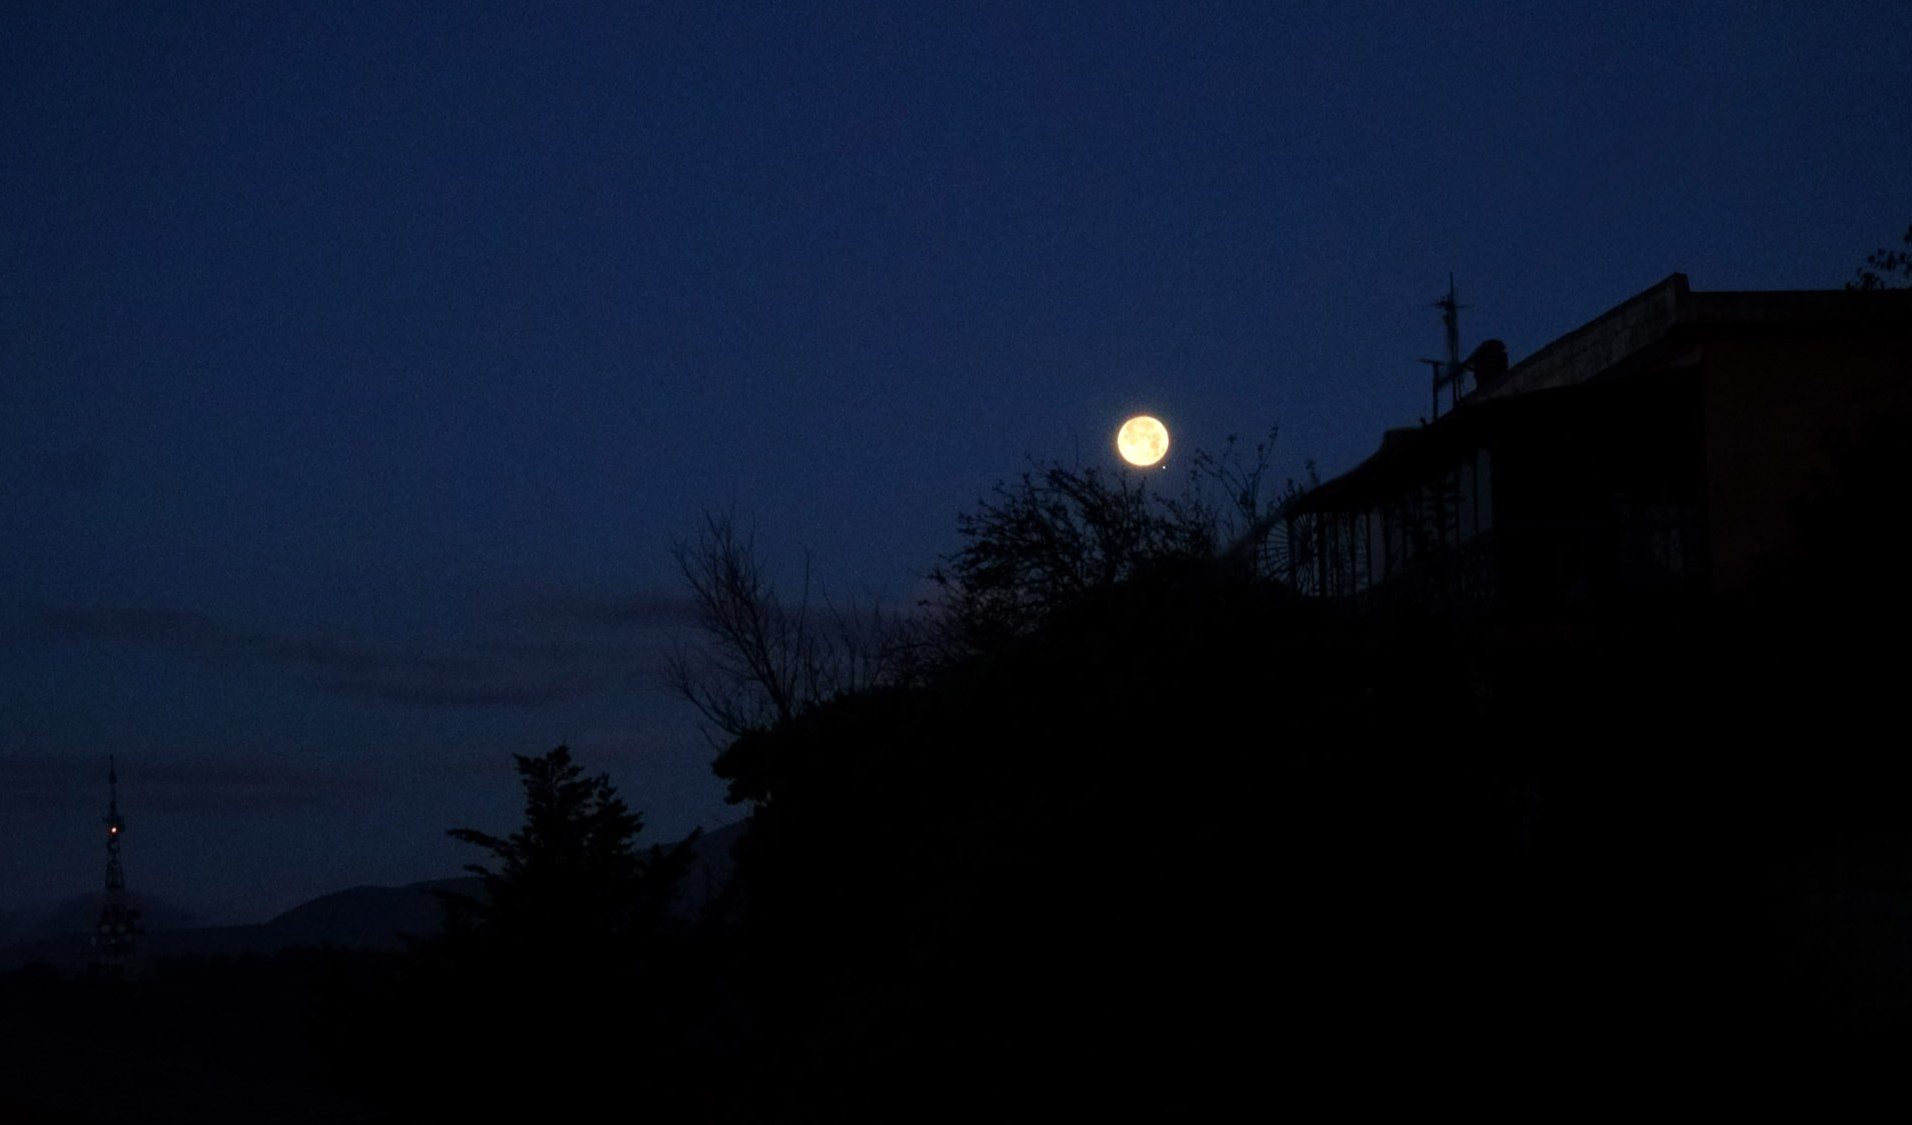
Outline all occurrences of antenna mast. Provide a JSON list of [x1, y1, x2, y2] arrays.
[[1421, 275, 1471, 419], [95, 756, 142, 978]]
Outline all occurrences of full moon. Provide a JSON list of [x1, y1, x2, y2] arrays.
[[1116, 415, 1170, 467]]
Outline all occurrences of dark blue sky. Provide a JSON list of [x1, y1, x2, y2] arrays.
[[5, 2, 1908, 924]]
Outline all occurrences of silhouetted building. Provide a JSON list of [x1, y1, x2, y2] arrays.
[[1282, 274, 1912, 611]]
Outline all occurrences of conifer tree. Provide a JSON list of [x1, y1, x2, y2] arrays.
[[438, 744, 697, 965]]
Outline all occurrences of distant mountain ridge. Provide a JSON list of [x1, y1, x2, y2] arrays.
[[0, 890, 198, 947], [0, 879, 470, 971], [0, 821, 741, 972]]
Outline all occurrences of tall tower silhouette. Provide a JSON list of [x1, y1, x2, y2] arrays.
[[94, 757, 142, 977]]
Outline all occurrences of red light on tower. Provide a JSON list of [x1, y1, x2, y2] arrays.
[[96, 756, 142, 977]]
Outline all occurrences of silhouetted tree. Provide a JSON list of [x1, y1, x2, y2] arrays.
[[929, 427, 1290, 654], [669, 434, 1290, 748], [1848, 222, 1912, 290], [438, 744, 697, 961], [320, 746, 710, 1121], [666, 510, 915, 745]]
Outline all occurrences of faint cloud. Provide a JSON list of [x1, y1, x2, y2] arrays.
[[0, 754, 96, 803], [35, 605, 603, 710], [133, 756, 364, 813], [566, 726, 684, 766], [36, 606, 233, 651], [264, 633, 469, 678], [319, 676, 584, 708], [0, 753, 362, 815], [510, 592, 699, 631], [31, 447, 107, 497]]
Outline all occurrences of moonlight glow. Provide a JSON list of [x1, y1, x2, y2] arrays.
[[1116, 415, 1170, 467]]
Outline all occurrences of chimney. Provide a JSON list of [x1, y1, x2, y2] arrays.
[[1467, 339, 1508, 394]]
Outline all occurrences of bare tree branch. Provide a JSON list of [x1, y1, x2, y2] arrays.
[[665, 510, 915, 743], [930, 429, 1283, 655]]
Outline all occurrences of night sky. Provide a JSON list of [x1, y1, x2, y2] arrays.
[[4, 3, 1908, 925]]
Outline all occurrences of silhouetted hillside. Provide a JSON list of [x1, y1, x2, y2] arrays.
[[0, 824, 736, 975], [0, 880, 464, 972]]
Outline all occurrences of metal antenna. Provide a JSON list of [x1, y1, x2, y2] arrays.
[[1420, 276, 1472, 419], [103, 757, 125, 893], [95, 756, 142, 977]]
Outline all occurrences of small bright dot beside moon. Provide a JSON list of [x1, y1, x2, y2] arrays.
[[1116, 415, 1170, 467]]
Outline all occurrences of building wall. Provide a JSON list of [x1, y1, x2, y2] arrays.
[[1490, 371, 1706, 606], [1701, 323, 1912, 592], [1286, 283, 1912, 612]]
